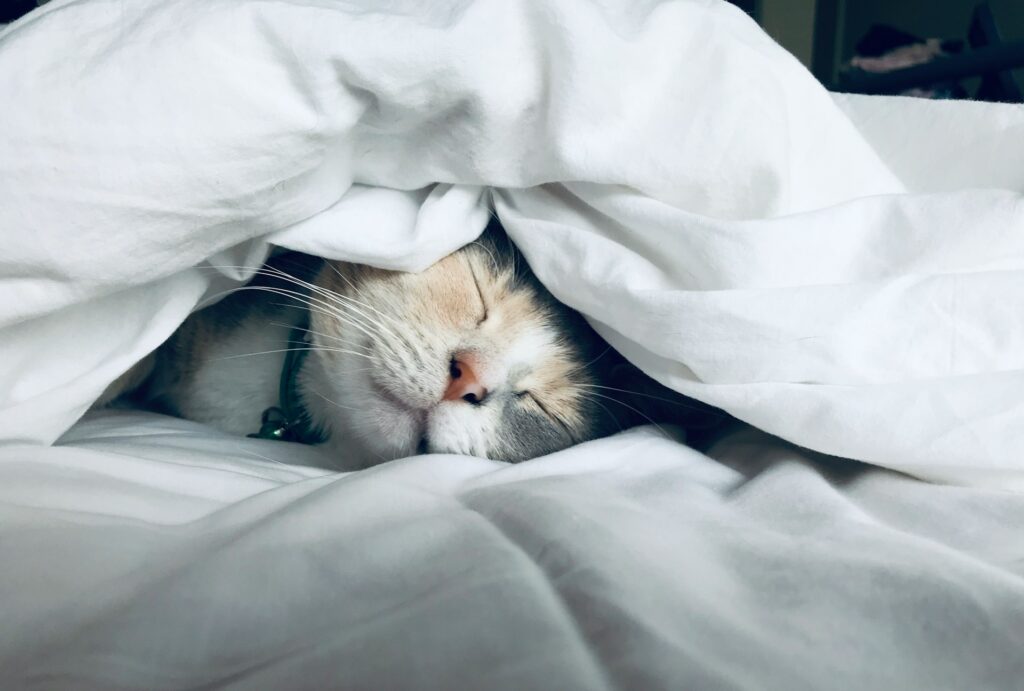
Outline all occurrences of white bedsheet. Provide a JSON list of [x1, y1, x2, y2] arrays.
[[3, 0, 1024, 687], [1, 413, 1022, 689]]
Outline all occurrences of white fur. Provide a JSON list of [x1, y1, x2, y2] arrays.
[[503, 328, 552, 370], [426, 402, 495, 457], [178, 321, 291, 436]]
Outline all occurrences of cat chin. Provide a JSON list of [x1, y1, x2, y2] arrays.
[[424, 403, 492, 458]]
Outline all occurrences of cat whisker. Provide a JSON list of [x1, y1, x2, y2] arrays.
[[286, 343, 376, 363], [318, 262, 408, 330], [207, 346, 374, 363], [577, 383, 725, 416], [469, 240, 500, 274], [270, 319, 374, 357], [201, 264, 399, 343], [304, 315, 404, 364], [197, 264, 410, 367], [577, 394, 627, 435], [581, 345, 613, 370], [239, 285, 391, 350], [282, 336, 375, 360], [309, 389, 362, 412], [261, 263, 406, 339], [576, 390, 668, 438]]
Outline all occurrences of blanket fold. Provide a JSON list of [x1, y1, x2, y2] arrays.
[[2, 0, 1023, 486]]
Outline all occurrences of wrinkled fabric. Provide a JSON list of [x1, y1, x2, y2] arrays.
[[2, 0, 1024, 485], [1, 412, 1022, 689]]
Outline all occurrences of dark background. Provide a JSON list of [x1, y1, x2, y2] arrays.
[[729, 0, 1023, 99]]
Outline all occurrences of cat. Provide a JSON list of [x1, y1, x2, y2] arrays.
[[106, 220, 722, 469]]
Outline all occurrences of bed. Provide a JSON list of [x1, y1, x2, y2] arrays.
[[2, 0, 1023, 688]]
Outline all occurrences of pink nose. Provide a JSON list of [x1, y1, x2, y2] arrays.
[[444, 356, 488, 404]]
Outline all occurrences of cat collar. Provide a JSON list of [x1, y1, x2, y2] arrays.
[[249, 322, 323, 444]]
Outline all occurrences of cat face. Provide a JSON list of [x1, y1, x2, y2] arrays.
[[300, 228, 618, 467]]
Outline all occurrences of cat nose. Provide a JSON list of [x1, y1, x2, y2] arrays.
[[444, 356, 488, 404]]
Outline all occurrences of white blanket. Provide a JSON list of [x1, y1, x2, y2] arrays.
[[3, 0, 1024, 687], [2, 0, 1024, 486]]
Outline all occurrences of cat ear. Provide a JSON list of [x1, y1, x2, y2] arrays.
[[606, 361, 727, 431]]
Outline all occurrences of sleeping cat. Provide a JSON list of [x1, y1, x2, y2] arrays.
[[107, 221, 720, 469]]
